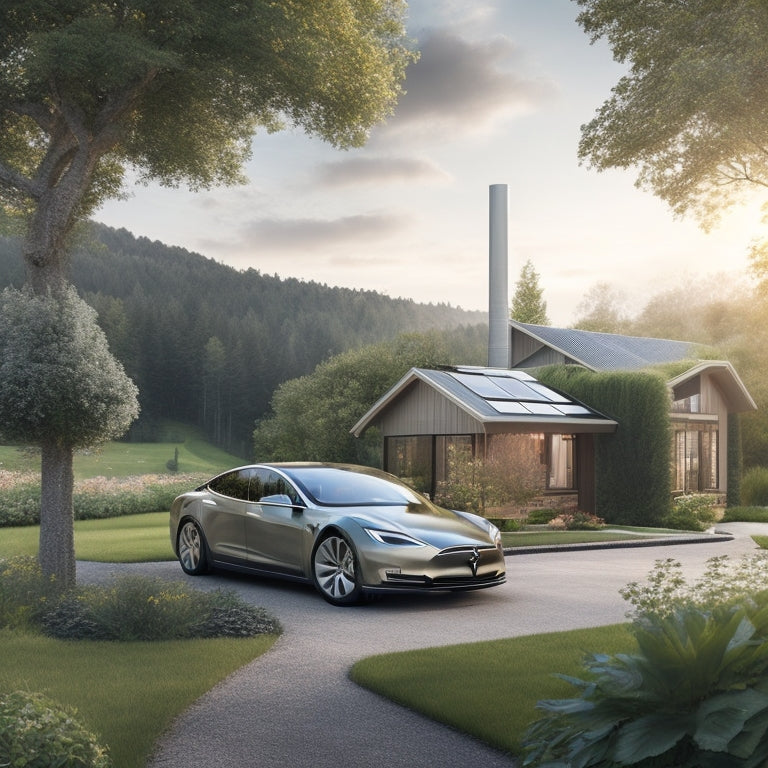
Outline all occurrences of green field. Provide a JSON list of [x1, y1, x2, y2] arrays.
[[0, 422, 242, 480]]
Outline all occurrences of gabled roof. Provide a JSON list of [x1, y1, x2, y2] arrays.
[[351, 366, 618, 437], [668, 360, 757, 413], [511, 321, 700, 371]]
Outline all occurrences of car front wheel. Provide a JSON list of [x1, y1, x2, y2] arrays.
[[177, 520, 209, 575], [312, 533, 363, 606]]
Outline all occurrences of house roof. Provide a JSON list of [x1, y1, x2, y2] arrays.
[[351, 366, 618, 437], [668, 360, 757, 413], [511, 321, 701, 371]]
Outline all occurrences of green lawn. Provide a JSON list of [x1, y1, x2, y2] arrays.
[[0, 630, 278, 768], [0, 423, 241, 480], [351, 623, 636, 758]]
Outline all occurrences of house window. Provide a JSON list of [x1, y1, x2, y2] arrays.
[[673, 426, 718, 492], [548, 434, 575, 490], [385, 436, 433, 495]]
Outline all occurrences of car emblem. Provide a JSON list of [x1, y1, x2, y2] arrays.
[[468, 548, 480, 577]]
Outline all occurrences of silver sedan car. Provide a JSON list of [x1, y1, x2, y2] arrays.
[[170, 462, 506, 605]]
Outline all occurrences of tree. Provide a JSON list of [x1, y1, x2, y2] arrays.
[[576, 0, 768, 229], [253, 333, 452, 465], [0, 0, 414, 586], [510, 259, 549, 325], [572, 281, 628, 333], [0, 287, 138, 586]]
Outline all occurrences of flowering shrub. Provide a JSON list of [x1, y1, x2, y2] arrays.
[[0, 691, 111, 768], [40, 574, 282, 641], [0, 471, 208, 527], [547, 511, 605, 530], [662, 493, 719, 531]]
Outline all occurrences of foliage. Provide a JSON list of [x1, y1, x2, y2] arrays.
[[728, 413, 743, 507], [510, 259, 550, 325], [0, 691, 111, 768], [253, 332, 462, 464], [39, 574, 281, 641], [0, 556, 57, 630], [740, 466, 768, 506], [434, 437, 542, 516], [548, 511, 605, 531], [536, 365, 671, 526], [0, 286, 139, 449], [575, 0, 768, 230], [525, 555, 768, 767], [572, 281, 629, 333], [0, 472, 207, 527], [661, 493, 719, 532], [722, 507, 768, 523], [526, 508, 560, 525]]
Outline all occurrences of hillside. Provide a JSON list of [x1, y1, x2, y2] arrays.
[[0, 224, 487, 457]]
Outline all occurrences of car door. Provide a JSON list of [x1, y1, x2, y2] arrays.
[[202, 468, 254, 563], [244, 469, 307, 575]]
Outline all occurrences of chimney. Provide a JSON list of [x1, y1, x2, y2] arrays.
[[488, 183, 509, 368]]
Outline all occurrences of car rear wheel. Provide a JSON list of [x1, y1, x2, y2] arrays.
[[177, 520, 209, 575], [312, 533, 363, 606]]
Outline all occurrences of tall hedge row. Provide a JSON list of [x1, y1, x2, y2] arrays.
[[537, 365, 671, 526]]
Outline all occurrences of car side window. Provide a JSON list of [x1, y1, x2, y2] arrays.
[[254, 469, 301, 505], [208, 469, 253, 501]]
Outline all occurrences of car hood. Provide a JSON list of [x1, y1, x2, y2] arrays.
[[341, 505, 494, 550]]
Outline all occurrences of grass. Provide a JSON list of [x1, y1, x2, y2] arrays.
[[350, 623, 636, 757], [0, 512, 174, 560], [501, 524, 700, 548], [0, 629, 278, 768], [0, 422, 241, 481]]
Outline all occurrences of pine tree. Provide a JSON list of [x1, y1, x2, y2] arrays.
[[510, 260, 550, 325]]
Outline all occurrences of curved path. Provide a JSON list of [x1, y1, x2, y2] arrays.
[[78, 524, 766, 768]]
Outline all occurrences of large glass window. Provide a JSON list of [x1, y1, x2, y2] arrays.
[[548, 434, 575, 490], [673, 425, 719, 492], [386, 436, 433, 495]]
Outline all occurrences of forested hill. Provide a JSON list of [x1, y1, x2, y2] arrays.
[[0, 223, 487, 456]]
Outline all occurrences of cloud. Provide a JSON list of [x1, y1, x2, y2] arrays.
[[383, 29, 558, 138], [315, 156, 451, 187], [232, 212, 412, 252]]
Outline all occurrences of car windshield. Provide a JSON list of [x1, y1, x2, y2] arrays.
[[284, 467, 422, 507]]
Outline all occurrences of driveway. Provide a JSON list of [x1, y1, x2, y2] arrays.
[[77, 523, 766, 768]]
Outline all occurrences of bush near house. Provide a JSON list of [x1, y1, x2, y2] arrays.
[[740, 466, 768, 506], [536, 366, 671, 527]]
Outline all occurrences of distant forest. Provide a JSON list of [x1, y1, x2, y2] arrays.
[[0, 224, 488, 457]]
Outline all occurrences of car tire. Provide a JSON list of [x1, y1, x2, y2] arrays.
[[312, 532, 363, 606], [177, 520, 209, 575]]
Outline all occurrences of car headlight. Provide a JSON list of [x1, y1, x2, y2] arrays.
[[364, 528, 426, 547]]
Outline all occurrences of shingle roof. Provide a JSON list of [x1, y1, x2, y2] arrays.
[[511, 321, 700, 371]]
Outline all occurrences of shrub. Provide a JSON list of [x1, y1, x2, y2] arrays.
[[0, 472, 208, 527], [0, 691, 111, 768], [523, 595, 768, 768], [526, 508, 559, 525], [741, 466, 768, 506], [661, 493, 719, 531], [487, 518, 523, 533], [0, 555, 57, 630], [40, 574, 281, 641], [722, 506, 768, 523], [524, 556, 768, 767], [548, 511, 605, 531]]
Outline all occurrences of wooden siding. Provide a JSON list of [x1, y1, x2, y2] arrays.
[[377, 380, 483, 436]]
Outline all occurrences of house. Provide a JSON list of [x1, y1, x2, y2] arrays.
[[509, 321, 756, 496], [351, 364, 617, 514], [351, 322, 755, 514]]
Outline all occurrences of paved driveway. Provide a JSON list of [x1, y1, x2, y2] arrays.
[[78, 524, 767, 768]]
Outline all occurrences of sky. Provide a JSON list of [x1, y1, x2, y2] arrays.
[[95, 0, 763, 327]]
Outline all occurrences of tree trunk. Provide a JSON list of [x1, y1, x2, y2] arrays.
[[38, 440, 76, 591]]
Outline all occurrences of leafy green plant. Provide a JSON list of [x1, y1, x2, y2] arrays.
[[0, 555, 57, 630], [548, 511, 605, 531], [741, 467, 768, 507], [722, 507, 768, 523], [523, 596, 768, 768], [525, 508, 559, 525], [0, 691, 111, 768], [662, 493, 719, 531], [40, 575, 281, 641]]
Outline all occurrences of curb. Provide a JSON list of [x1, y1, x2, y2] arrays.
[[503, 532, 735, 556]]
